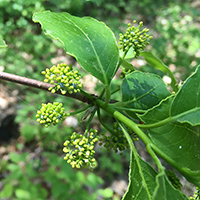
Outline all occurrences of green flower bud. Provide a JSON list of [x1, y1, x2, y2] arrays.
[[41, 63, 82, 94], [63, 129, 99, 170], [119, 20, 153, 58], [36, 102, 66, 127]]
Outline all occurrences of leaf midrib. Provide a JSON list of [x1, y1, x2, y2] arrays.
[[66, 15, 109, 86]]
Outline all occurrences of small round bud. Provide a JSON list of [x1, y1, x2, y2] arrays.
[[119, 20, 153, 58], [36, 102, 66, 127], [41, 63, 82, 94], [63, 129, 99, 170]]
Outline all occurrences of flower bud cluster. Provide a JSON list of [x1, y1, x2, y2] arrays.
[[119, 20, 153, 58], [165, 170, 182, 190], [42, 63, 82, 94], [99, 122, 138, 155], [36, 102, 66, 127], [63, 129, 99, 169], [120, 68, 133, 79]]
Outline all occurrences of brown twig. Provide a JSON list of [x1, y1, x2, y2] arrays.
[[0, 71, 94, 104]]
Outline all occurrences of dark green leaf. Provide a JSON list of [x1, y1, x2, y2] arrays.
[[152, 171, 188, 200], [122, 152, 157, 200], [33, 11, 119, 85], [139, 96, 200, 186], [121, 71, 171, 111]]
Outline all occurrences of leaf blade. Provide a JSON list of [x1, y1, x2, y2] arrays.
[[171, 65, 200, 126], [139, 96, 200, 186], [122, 152, 157, 200], [0, 38, 7, 48], [140, 51, 178, 92], [121, 71, 171, 111], [33, 11, 119, 85], [152, 172, 188, 200]]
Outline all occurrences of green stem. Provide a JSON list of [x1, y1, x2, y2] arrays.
[[99, 87, 105, 99], [111, 87, 120, 95], [112, 106, 146, 113], [104, 85, 111, 105], [66, 105, 91, 116], [146, 144, 164, 172], [138, 117, 171, 129], [95, 98, 200, 177], [84, 106, 98, 137], [138, 106, 200, 129], [118, 122, 135, 151], [117, 49, 130, 69], [97, 107, 115, 134], [167, 68, 179, 92], [80, 89, 95, 101]]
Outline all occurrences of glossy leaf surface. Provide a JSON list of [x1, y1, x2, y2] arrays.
[[121, 71, 171, 111], [33, 11, 119, 85]]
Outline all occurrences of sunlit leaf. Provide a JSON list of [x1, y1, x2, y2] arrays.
[[140, 51, 178, 91], [0, 38, 7, 48], [140, 51, 169, 74], [121, 71, 171, 111], [171, 65, 200, 126], [33, 11, 119, 85]]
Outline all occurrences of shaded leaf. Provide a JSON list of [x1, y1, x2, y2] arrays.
[[122, 152, 157, 200], [33, 11, 119, 85], [139, 96, 200, 186], [152, 171, 188, 200]]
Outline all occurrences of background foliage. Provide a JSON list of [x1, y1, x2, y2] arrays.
[[0, 0, 199, 199]]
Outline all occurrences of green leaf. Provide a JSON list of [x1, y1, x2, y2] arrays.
[[140, 51, 169, 74], [152, 171, 188, 200], [21, 125, 36, 142], [120, 58, 135, 71], [97, 188, 113, 198], [122, 152, 157, 200], [121, 71, 171, 111], [119, 47, 134, 59], [0, 38, 7, 48], [0, 183, 13, 198], [15, 189, 31, 199], [171, 65, 200, 126], [139, 96, 200, 186], [140, 51, 178, 92], [33, 11, 119, 85]]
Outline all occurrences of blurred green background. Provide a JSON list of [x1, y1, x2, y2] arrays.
[[0, 0, 199, 199]]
